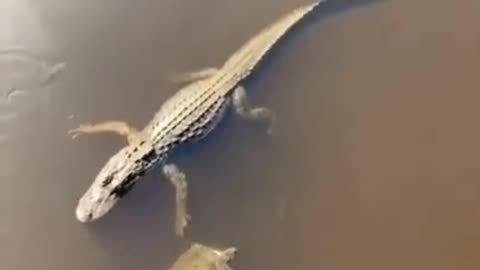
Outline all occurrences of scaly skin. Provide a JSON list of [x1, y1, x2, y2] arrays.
[[69, 1, 325, 237]]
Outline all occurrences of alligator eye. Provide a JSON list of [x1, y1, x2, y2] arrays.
[[101, 175, 115, 187]]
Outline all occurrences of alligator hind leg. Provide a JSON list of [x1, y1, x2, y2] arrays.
[[163, 163, 190, 237], [68, 120, 141, 144], [169, 67, 218, 84], [232, 85, 275, 134]]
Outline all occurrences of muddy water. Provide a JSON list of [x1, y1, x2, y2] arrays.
[[1, 0, 480, 269]]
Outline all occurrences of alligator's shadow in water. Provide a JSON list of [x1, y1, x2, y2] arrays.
[[245, 0, 384, 87], [80, 0, 383, 268]]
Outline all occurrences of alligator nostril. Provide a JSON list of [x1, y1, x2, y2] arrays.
[[76, 206, 94, 223]]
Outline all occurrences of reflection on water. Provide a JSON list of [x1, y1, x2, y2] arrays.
[[0, 0, 51, 49], [0, 47, 66, 143], [0, 0, 65, 145], [2, 0, 480, 270]]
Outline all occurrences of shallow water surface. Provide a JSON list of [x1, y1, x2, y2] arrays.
[[1, 0, 480, 270]]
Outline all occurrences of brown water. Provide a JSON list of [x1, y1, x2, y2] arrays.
[[1, 0, 480, 269]]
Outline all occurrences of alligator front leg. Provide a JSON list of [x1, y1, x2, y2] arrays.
[[232, 85, 275, 134], [163, 163, 190, 237], [169, 67, 218, 84], [68, 120, 141, 144]]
